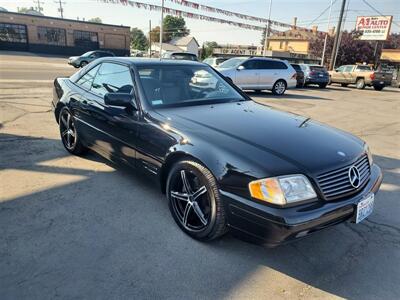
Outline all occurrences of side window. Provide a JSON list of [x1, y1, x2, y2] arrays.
[[91, 63, 134, 97], [75, 64, 100, 90], [344, 66, 353, 72], [241, 60, 257, 70], [256, 60, 272, 69], [336, 66, 345, 72], [270, 61, 288, 69]]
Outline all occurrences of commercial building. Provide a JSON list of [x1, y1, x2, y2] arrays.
[[380, 49, 400, 86], [212, 44, 320, 64], [0, 11, 130, 56]]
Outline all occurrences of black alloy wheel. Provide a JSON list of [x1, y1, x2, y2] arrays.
[[59, 107, 86, 155], [167, 160, 227, 241]]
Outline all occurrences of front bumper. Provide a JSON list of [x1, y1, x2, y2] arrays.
[[68, 60, 79, 67], [221, 164, 383, 247]]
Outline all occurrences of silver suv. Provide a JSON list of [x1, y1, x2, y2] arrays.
[[216, 57, 297, 95]]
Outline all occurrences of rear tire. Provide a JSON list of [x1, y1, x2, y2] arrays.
[[166, 160, 228, 241], [254, 89, 262, 93], [59, 107, 87, 155], [272, 80, 287, 95], [341, 83, 348, 87], [319, 83, 327, 88], [356, 78, 366, 89], [373, 85, 384, 91], [80, 61, 88, 68]]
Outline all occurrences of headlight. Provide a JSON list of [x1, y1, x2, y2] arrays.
[[249, 175, 317, 205], [364, 143, 373, 165]]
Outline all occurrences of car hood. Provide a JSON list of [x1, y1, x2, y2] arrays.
[[69, 56, 79, 60], [155, 101, 364, 175]]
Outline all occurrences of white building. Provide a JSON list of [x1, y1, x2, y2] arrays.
[[152, 36, 199, 57]]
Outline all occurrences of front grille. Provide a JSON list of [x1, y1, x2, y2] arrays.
[[317, 155, 370, 200]]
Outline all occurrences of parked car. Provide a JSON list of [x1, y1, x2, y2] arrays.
[[299, 64, 329, 88], [291, 63, 305, 88], [217, 57, 297, 95], [162, 52, 198, 61], [203, 57, 229, 68], [52, 57, 382, 247], [68, 50, 115, 68], [328, 64, 393, 90]]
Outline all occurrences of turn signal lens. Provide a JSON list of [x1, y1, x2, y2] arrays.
[[248, 178, 286, 205], [249, 175, 317, 205]]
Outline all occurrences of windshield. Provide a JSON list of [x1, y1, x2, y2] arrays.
[[82, 51, 94, 57], [172, 53, 198, 61], [137, 65, 246, 108], [310, 66, 327, 72], [356, 65, 372, 72], [218, 57, 247, 68]]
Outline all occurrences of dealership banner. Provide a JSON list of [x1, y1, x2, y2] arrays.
[[356, 16, 392, 40]]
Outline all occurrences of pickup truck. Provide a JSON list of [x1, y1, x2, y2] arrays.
[[328, 65, 392, 90]]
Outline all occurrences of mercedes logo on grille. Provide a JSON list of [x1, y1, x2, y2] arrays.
[[348, 165, 361, 188]]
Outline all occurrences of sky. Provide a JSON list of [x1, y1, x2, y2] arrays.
[[1, 0, 399, 46]]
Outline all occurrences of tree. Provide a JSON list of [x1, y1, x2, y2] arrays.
[[149, 16, 190, 43], [310, 31, 400, 68], [17, 7, 34, 13], [260, 27, 266, 46], [201, 41, 219, 59], [88, 17, 102, 23], [149, 26, 161, 43], [130, 27, 148, 51], [163, 15, 190, 42]]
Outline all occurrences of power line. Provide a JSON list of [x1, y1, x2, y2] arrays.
[[33, 0, 44, 13], [361, 0, 400, 28], [307, 0, 339, 26], [54, 0, 66, 18]]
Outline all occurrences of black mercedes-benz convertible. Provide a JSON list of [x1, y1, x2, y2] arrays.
[[52, 58, 382, 246]]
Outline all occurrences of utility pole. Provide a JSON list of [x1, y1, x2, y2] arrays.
[[329, 0, 346, 70], [159, 0, 165, 60], [33, 0, 44, 14], [149, 20, 152, 58], [54, 0, 66, 18], [263, 0, 273, 56], [321, 0, 333, 66]]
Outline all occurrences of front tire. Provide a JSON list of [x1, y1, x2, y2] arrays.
[[80, 61, 88, 68], [356, 78, 366, 89], [341, 83, 348, 87], [272, 80, 287, 95], [166, 160, 227, 241], [59, 107, 87, 155]]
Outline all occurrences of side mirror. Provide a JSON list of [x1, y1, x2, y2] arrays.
[[104, 92, 137, 109], [237, 65, 245, 71], [225, 76, 233, 83]]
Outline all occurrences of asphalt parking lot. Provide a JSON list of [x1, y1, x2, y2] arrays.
[[1, 52, 399, 299]]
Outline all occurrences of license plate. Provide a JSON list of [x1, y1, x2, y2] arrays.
[[380, 81, 384, 84], [319, 74, 323, 77], [356, 194, 374, 224]]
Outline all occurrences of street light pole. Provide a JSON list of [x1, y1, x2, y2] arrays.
[[329, 0, 346, 70], [264, 0, 273, 56], [321, 0, 333, 66], [159, 0, 165, 60]]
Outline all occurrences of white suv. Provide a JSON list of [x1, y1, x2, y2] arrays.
[[216, 57, 297, 95]]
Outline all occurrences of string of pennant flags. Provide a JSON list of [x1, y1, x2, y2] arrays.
[[167, 0, 326, 34], [98, 0, 323, 34]]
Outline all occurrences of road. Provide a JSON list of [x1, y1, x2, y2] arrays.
[[1, 52, 399, 299]]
